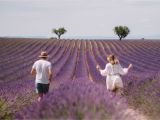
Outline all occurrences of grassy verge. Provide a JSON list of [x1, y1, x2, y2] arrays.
[[125, 78, 160, 120], [0, 92, 37, 119]]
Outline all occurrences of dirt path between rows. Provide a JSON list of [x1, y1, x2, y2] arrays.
[[123, 108, 149, 120]]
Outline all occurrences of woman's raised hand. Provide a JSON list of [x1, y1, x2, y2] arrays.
[[128, 64, 133, 70], [96, 65, 101, 70]]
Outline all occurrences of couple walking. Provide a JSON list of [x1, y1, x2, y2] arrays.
[[31, 51, 132, 101]]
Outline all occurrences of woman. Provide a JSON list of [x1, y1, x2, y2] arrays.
[[96, 54, 132, 95]]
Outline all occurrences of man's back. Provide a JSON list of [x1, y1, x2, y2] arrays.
[[32, 59, 52, 84], [31, 51, 52, 102]]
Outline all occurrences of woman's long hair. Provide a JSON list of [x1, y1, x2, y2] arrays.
[[107, 54, 119, 65]]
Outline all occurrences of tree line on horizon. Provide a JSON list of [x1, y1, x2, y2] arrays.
[[52, 26, 130, 40]]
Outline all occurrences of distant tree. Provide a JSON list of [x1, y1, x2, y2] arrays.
[[52, 27, 67, 39], [113, 26, 130, 40]]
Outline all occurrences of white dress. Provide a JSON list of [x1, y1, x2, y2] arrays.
[[100, 63, 128, 90]]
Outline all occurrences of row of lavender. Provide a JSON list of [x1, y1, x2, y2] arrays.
[[0, 38, 160, 91], [0, 38, 160, 92], [0, 38, 160, 119], [1, 38, 160, 83], [14, 74, 160, 119], [16, 78, 139, 120]]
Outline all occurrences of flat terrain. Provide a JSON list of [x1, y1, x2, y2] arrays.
[[0, 38, 160, 120]]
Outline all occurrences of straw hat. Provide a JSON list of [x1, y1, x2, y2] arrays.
[[39, 51, 48, 58]]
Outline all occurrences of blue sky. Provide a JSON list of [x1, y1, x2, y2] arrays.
[[0, 0, 160, 39]]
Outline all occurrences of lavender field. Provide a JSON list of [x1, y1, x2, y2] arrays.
[[0, 38, 160, 120]]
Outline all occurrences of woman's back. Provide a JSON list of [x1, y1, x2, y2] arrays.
[[97, 54, 132, 93], [105, 63, 128, 76]]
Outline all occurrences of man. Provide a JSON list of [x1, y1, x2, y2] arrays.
[[31, 51, 52, 102]]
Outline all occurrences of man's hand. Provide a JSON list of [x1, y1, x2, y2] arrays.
[[31, 68, 36, 75], [49, 79, 51, 84]]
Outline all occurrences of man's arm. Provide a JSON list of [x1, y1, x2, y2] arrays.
[[31, 68, 36, 75], [48, 63, 52, 83], [48, 68, 52, 83]]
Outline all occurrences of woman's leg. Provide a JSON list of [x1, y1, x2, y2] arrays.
[[111, 87, 118, 97], [116, 87, 124, 95], [111, 87, 124, 96], [114, 77, 124, 95]]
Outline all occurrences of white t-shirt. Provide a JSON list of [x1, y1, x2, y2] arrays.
[[32, 59, 52, 84]]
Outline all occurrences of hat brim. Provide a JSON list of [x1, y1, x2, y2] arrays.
[[39, 55, 48, 58]]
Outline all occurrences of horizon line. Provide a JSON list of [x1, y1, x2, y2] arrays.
[[1, 36, 160, 40]]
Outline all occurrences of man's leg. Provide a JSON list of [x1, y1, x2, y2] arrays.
[[43, 84, 50, 94], [36, 83, 43, 102], [38, 93, 43, 102], [39, 84, 50, 100]]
